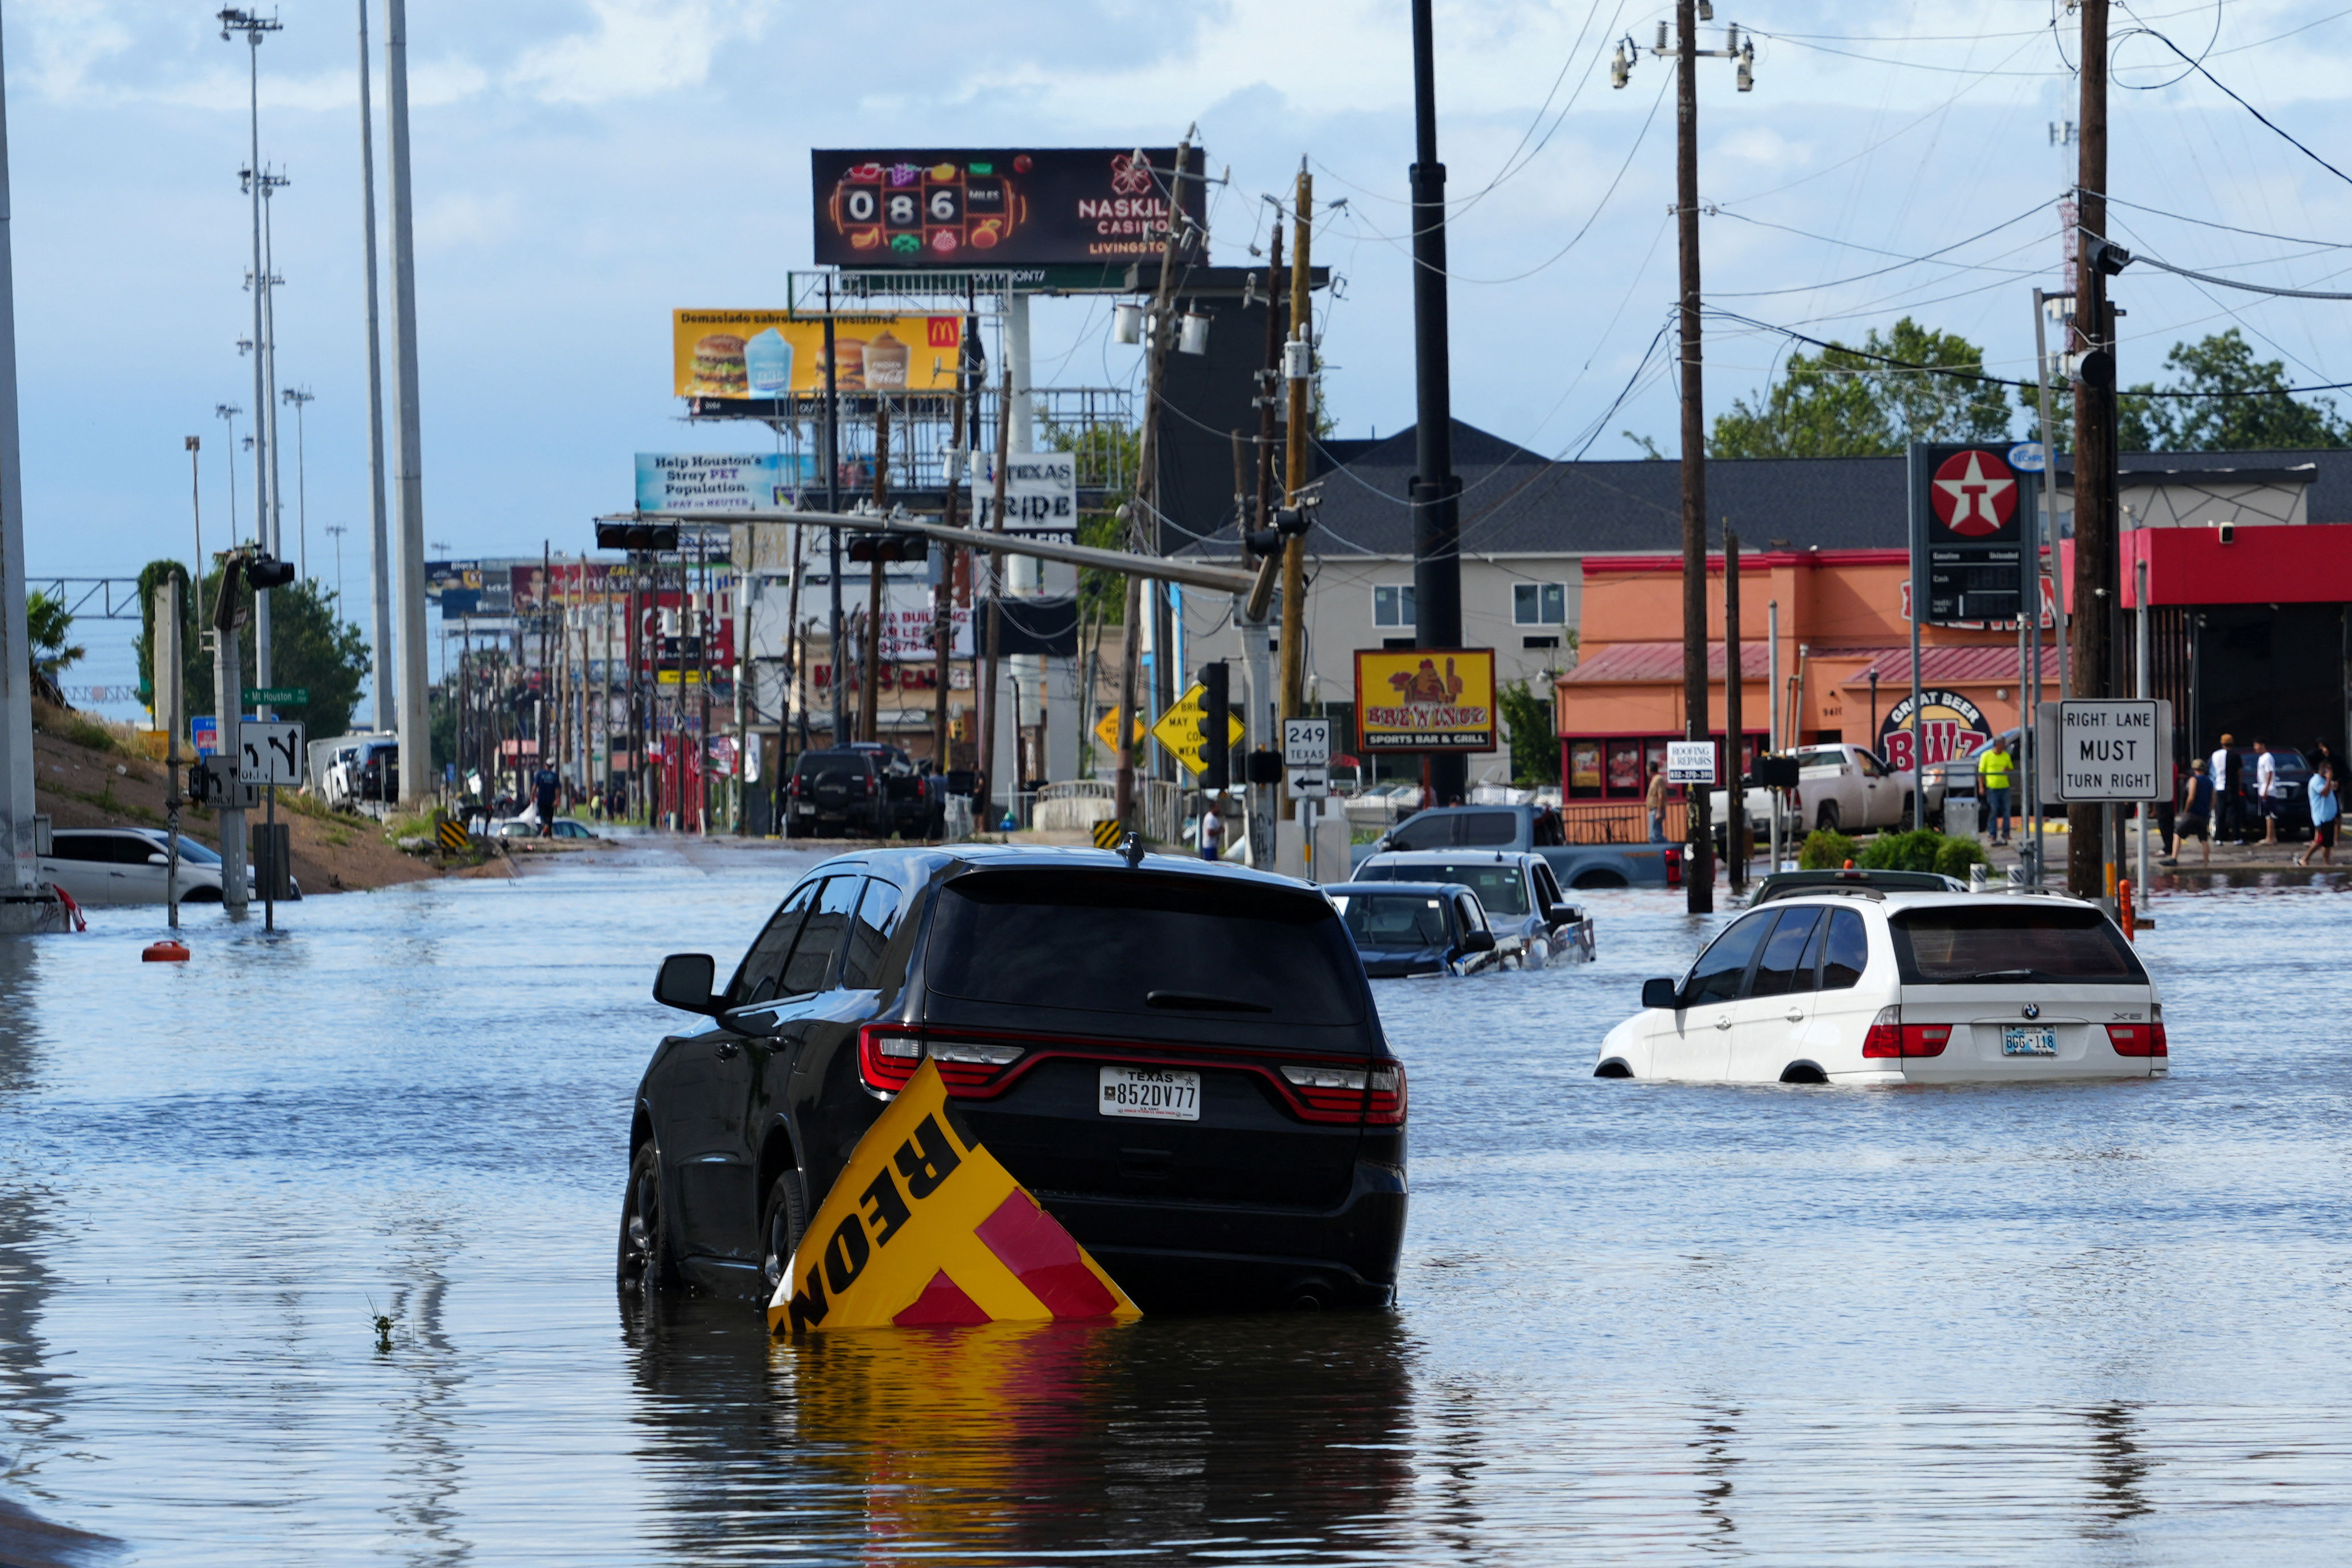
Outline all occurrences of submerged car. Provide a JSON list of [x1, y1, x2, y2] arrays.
[[624, 846, 1408, 1315], [1325, 882, 1501, 978], [1596, 889, 2164, 1086], [38, 826, 295, 906], [491, 816, 596, 839], [1352, 849, 1594, 967]]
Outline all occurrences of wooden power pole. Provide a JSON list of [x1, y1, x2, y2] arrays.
[[1278, 164, 1312, 722], [2067, 0, 2116, 901], [1674, 0, 1715, 914]]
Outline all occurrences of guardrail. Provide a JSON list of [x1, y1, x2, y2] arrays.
[[1035, 778, 1184, 843]]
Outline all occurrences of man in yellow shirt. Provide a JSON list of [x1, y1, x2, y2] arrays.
[[1977, 737, 2015, 845]]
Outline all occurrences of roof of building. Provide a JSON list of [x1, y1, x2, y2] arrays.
[[1562, 642, 1777, 683], [1175, 420, 2352, 562]]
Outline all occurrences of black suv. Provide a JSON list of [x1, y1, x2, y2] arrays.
[[620, 846, 1408, 1314], [784, 743, 939, 839]]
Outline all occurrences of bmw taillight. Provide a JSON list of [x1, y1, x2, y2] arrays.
[[1860, 1005, 1950, 1059], [858, 1026, 1027, 1094], [1278, 1061, 1407, 1125], [2106, 1013, 2168, 1057]]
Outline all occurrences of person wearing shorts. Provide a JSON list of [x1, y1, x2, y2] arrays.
[[2298, 762, 2338, 868], [2166, 770, 2213, 866]]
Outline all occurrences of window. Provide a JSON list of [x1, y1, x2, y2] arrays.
[[1373, 585, 1416, 628], [1358, 861, 1528, 915], [1820, 908, 1871, 991], [1748, 908, 1822, 998], [1389, 815, 1453, 851], [1336, 893, 1449, 950], [1890, 906, 2146, 985], [730, 880, 822, 1005], [1513, 582, 1567, 625], [1686, 911, 1774, 1006], [928, 870, 1364, 1022], [780, 877, 863, 996], [838, 877, 907, 990], [1459, 812, 1518, 847]]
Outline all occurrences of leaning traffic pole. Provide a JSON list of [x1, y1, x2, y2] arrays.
[[1407, 0, 1465, 814], [385, 0, 432, 806], [1673, 0, 1715, 914]]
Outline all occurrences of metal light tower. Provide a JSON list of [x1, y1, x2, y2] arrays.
[[356, 0, 395, 737], [282, 386, 314, 580], [324, 523, 348, 607], [385, 0, 431, 804], [221, 9, 280, 721], [214, 403, 241, 549]]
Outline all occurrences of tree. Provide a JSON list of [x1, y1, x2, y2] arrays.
[[26, 590, 83, 704], [1497, 676, 1560, 786], [1711, 318, 2013, 458], [2016, 329, 2343, 453], [158, 568, 372, 741]]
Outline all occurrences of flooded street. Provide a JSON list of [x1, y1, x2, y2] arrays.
[[2, 843, 2348, 1563]]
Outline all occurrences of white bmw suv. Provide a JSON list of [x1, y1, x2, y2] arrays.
[[1597, 890, 2165, 1085]]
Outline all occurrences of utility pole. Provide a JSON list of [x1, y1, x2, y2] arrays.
[[1114, 128, 1193, 839], [384, 0, 431, 805], [356, 0, 394, 736], [283, 386, 313, 581], [823, 283, 846, 749], [980, 362, 1012, 821], [1724, 526, 1745, 894], [1278, 164, 1312, 723], [1408, 0, 1464, 812], [2068, 0, 2118, 901], [933, 329, 969, 777], [860, 398, 888, 742]]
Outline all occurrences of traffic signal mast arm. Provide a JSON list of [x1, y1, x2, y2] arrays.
[[593, 510, 1259, 596]]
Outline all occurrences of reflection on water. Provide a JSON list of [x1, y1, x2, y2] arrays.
[[0, 847, 2346, 1563]]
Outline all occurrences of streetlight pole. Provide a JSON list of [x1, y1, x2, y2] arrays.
[[220, 10, 279, 723], [283, 386, 314, 582], [356, 0, 395, 738], [385, 0, 432, 805], [325, 523, 348, 608]]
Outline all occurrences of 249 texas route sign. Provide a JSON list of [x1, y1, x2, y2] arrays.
[[1909, 442, 2034, 627]]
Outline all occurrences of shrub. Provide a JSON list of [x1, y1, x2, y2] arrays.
[[1859, 828, 1948, 872], [1933, 835, 1989, 880], [1797, 828, 1859, 870]]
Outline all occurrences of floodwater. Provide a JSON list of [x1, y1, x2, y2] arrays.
[[1, 841, 2347, 1564]]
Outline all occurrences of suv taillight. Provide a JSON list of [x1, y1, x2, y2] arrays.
[[1860, 1005, 1951, 1059], [1278, 1061, 1407, 1125], [2106, 1015, 2168, 1057], [858, 1026, 1028, 1095], [1663, 847, 1683, 887]]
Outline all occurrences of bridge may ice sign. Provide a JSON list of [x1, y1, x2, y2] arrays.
[[2036, 700, 2172, 803]]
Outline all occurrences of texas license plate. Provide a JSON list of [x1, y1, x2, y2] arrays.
[[1098, 1066, 1200, 1121], [2003, 1025, 2058, 1057]]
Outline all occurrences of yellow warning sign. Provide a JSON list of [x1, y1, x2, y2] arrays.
[[768, 1058, 1141, 1334], [1148, 683, 1246, 777], [1090, 818, 1123, 850], [1092, 708, 1144, 753], [436, 818, 470, 853]]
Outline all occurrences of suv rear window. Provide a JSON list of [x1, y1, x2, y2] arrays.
[[926, 870, 1365, 1024], [1890, 905, 2146, 984]]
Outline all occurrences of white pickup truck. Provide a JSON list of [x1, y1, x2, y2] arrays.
[[1710, 742, 1945, 837]]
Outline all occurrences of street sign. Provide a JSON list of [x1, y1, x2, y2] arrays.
[[1285, 766, 1330, 800], [1282, 717, 1331, 769], [242, 687, 309, 707], [1090, 818, 1123, 850], [238, 721, 306, 786], [1148, 683, 1247, 777], [436, 819, 471, 853], [1092, 709, 1144, 753], [1666, 740, 1717, 786], [191, 716, 218, 758], [2036, 700, 2171, 802]]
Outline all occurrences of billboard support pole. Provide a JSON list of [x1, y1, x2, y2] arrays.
[[1907, 443, 1925, 831]]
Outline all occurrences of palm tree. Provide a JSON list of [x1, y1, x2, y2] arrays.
[[26, 590, 83, 705]]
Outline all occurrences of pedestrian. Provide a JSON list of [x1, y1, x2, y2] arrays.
[[2209, 733, 2240, 843], [2254, 739, 2282, 846], [2298, 761, 2338, 868], [1645, 761, 1667, 844], [2164, 766, 2213, 866], [1976, 736, 2015, 845], [1198, 795, 1224, 861], [532, 761, 561, 836]]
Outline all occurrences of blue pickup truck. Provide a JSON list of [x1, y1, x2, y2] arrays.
[[1350, 804, 1684, 890]]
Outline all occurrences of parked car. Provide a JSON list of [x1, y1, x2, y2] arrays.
[[1325, 881, 1502, 978], [1749, 868, 1966, 905], [1595, 889, 2164, 1086], [2242, 747, 2314, 836], [38, 826, 296, 905], [783, 744, 941, 839], [1353, 850, 1595, 967], [625, 846, 1408, 1314], [1711, 742, 1941, 839], [1341, 781, 1424, 830], [1359, 803, 1683, 890]]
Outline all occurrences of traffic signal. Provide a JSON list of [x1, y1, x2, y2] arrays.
[[846, 533, 928, 564], [1244, 504, 1312, 557], [245, 554, 296, 589], [596, 521, 680, 552]]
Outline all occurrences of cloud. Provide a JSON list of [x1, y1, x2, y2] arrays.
[[506, 0, 776, 105]]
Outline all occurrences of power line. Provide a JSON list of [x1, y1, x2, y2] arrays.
[[2122, 244, 2352, 301], [1709, 199, 2056, 298], [2103, 194, 2352, 251], [2119, 6, 2352, 190]]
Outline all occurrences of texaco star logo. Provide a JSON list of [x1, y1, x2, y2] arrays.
[[1929, 449, 2017, 537]]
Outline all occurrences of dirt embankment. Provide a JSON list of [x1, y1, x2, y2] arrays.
[[31, 704, 446, 894]]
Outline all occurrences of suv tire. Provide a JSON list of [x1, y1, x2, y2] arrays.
[[758, 1171, 808, 1307], [617, 1141, 676, 1294]]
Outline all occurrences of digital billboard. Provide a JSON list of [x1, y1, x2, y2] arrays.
[[811, 148, 1208, 268]]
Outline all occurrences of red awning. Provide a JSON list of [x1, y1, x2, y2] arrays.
[[1840, 644, 2061, 686], [1560, 641, 1773, 683]]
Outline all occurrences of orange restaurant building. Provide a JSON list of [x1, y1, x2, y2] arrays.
[[1554, 548, 2056, 802]]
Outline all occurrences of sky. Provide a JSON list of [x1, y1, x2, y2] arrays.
[[13, 0, 2352, 705]]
